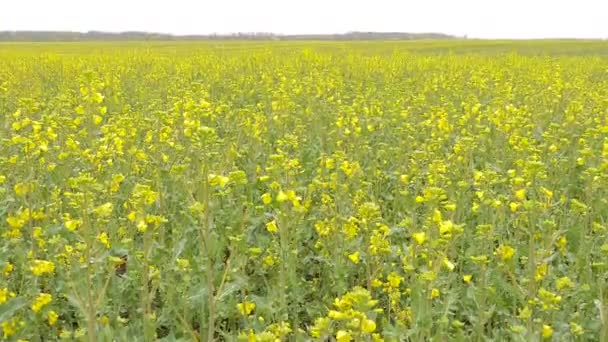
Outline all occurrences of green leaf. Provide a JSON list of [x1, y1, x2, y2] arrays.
[[0, 297, 27, 322]]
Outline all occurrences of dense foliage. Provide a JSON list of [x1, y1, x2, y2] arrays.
[[1, 41, 608, 341]]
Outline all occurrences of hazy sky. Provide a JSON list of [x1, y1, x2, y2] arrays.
[[2, 0, 607, 39]]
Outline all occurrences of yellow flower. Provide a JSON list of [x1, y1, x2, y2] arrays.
[[93, 202, 113, 217], [556, 236, 568, 253], [47, 310, 59, 326], [541, 187, 554, 199], [361, 319, 376, 333], [14, 182, 34, 197], [518, 305, 532, 320], [6, 214, 26, 229], [514, 189, 527, 201], [30, 259, 55, 276], [137, 220, 148, 232], [430, 288, 440, 299], [348, 251, 360, 264], [32, 293, 52, 313], [443, 258, 455, 271], [463, 274, 473, 284], [276, 190, 288, 202], [208, 174, 229, 188], [2, 319, 21, 339], [127, 211, 138, 222], [265, 220, 278, 233], [237, 300, 256, 316], [556, 276, 574, 290], [432, 209, 442, 223], [412, 232, 427, 245], [387, 272, 403, 288], [336, 330, 352, 342], [439, 220, 455, 238], [64, 218, 82, 231], [535, 263, 548, 282], [261, 192, 272, 205], [263, 255, 276, 267], [97, 232, 111, 249], [495, 244, 516, 262], [0, 288, 15, 304], [444, 203, 457, 211], [542, 324, 553, 339], [371, 278, 383, 288], [3, 262, 14, 276], [110, 174, 125, 193]]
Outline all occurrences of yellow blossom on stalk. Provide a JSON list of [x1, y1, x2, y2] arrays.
[[127, 211, 137, 222], [14, 182, 34, 197], [518, 306, 532, 320], [444, 203, 457, 211], [47, 310, 59, 326], [3, 262, 14, 276], [97, 232, 111, 249], [0, 288, 16, 304], [514, 189, 527, 201], [64, 218, 82, 231], [265, 220, 278, 233], [110, 174, 125, 193], [361, 319, 376, 333], [535, 264, 548, 282], [31, 260, 55, 276], [237, 300, 256, 316], [315, 220, 331, 236], [430, 288, 440, 299], [208, 173, 229, 188], [32, 293, 52, 313], [556, 276, 574, 290], [328, 310, 347, 320], [137, 220, 148, 232], [263, 255, 276, 267], [443, 258, 455, 271], [431, 209, 442, 224], [463, 275, 473, 284], [2, 318, 22, 339], [412, 232, 427, 245], [542, 324, 553, 339], [261, 192, 272, 205], [495, 244, 516, 262], [276, 190, 288, 203], [540, 187, 554, 199], [556, 236, 568, 253], [387, 272, 403, 288], [348, 251, 360, 264], [93, 202, 113, 217], [6, 213, 26, 230], [439, 220, 457, 238], [336, 330, 352, 342]]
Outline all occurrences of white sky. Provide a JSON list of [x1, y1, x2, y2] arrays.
[[1, 0, 607, 39]]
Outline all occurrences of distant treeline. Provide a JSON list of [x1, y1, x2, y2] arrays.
[[0, 31, 458, 41]]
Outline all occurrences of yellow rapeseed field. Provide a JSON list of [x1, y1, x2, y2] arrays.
[[1, 41, 608, 341]]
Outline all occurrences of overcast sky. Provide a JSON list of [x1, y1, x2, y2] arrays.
[[2, 0, 607, 39]]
